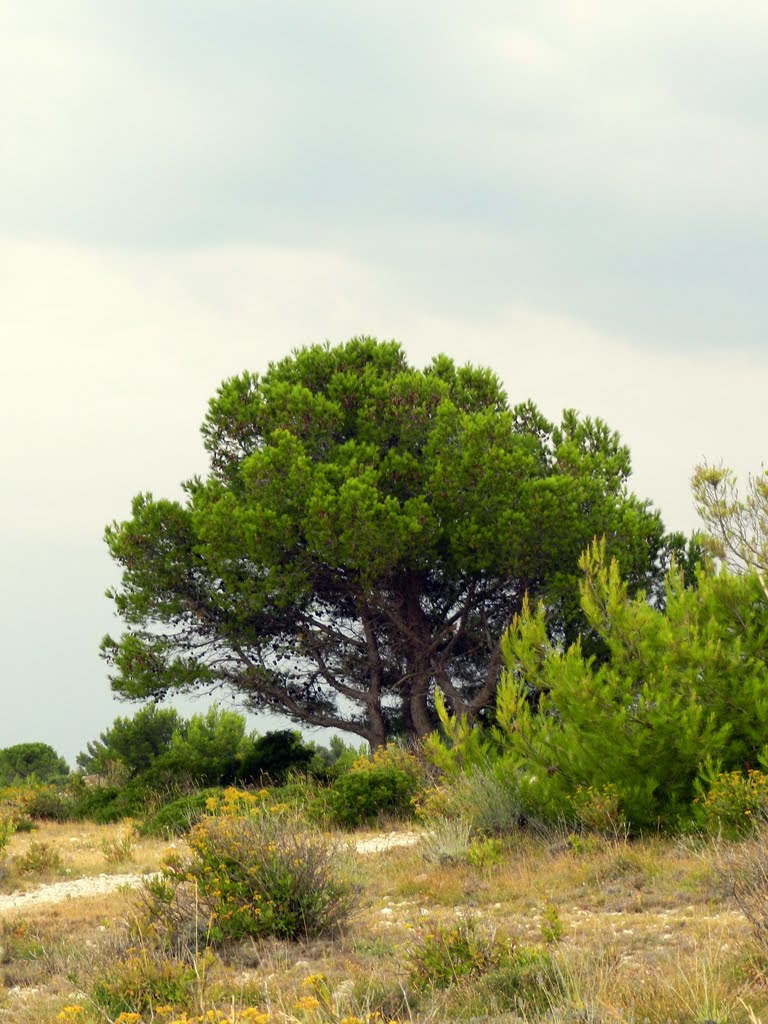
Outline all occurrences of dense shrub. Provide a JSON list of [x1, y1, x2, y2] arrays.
[[77, 705, 182, 776], [236, 729, 315, 783], [326, 745, 424, 827], [694, 767, 768, 837], [139, 789, 359, 945], [14, 839, 63, 875], [69, 779, 154, 823], [90, 947, 199, 1019], [0, 781, 73, 825], [140, 788, 224, 837], [478, 545, 768, 831], [406, 919, 515, 990]]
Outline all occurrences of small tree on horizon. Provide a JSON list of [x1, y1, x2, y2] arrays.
[[0, 742, 69, 786]]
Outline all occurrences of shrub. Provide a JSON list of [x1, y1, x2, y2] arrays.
[[90, 947, 201, 1019], [420, 817, 472, 865], [15, 839, 63, 875], [20, 783, 73, 821], [0, 812, 15, 864], [406, 918, 516, 991], [101, 823, 137, 865], [0, 781, 73, 826], [712, 825, 768, 955], [139, 798, 359, 945], [468, 946, 561, 1016], [140, 789, 224, 837], [569, 783, 628, 839], [694, 767, 768, 837], [69, 779, 154, 823], [466, 836, 503, 870], [236, 729, 316, 783], [326, 745, 424, 828], [433, 760, 538, 837]]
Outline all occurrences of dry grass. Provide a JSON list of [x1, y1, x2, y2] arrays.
[[1, 820, 768, 1023], [1, 820, 179, 886]]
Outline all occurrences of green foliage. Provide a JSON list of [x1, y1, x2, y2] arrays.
[[101, 824, 136, 864], [0, 813, 15, 859], [90, 948, 199, 1019], [103, 337, 669, 746], [157, 706, 251, 786], [540, 901, 565, 944], [78, 704, 319, 800], [495, 540, 768, 830], [76, 705, 182, 776], [235, 728, 315, 783], [568, 783, 628, 837], [141, 796, 358, 944], [0, 743, 69, 786], [420, 817, 473, 864], [327, 768, 415, 828], [14, 840, 63, 875], [0, 781, 73, 824], [406, 918, 516, 991], [69, 779, 154, 823], [466, 836, 503, 870], [694, 766, 768, 837], [326, 746, 424, 827], [420, 759, 534, 837], [423, 690, 498, 778], [140, 788, 224, 837]]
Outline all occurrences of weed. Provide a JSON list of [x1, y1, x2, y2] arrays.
[[406, 917, 515, 990], [15, 839, 63, 875], [420, 817, 471, 864], [541, 900, 565, 944], [101, 823, 137, 865], [466, 836, 503, 870]]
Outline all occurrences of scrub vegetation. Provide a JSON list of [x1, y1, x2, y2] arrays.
[[3, 341, 768, 1021]]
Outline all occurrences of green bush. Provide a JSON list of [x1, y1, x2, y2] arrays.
[[90, 947, 199, 1019], [326, 745, 425, 828], [140, 797, 359, 944], [0, 813, 15, 860], [14, 840, 63, 875], [694, 767, 768, 837], [327, 767, 418, 827], [140, 788, 223, 837], [20, 783, 73, 821], [69, 779, 153, 823], [406, 918, 516, 991], [466, 946, 561, 1016], [235, 729, 315, 783]]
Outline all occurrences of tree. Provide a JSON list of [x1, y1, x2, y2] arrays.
[[237, 729, 315, 783], [0, 743, 69, 785], [76, 705, 182, 776], [496, 541, 768, 829], [157, 706, 252, 785], [692, 462, 768, 594], [102, 338, 671, 747]]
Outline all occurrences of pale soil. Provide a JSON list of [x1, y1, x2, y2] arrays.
[[0, 830, 423, 913]]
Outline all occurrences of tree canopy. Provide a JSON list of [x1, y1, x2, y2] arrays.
[[76, 704, 182, 776], [692, 462, 768, 594], [102, 338, 672, 746], [496, 542, 768, 829], [0, 743, 69, 786]]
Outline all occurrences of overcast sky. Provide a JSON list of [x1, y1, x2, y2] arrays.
[[2, 2, 767, 765]]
